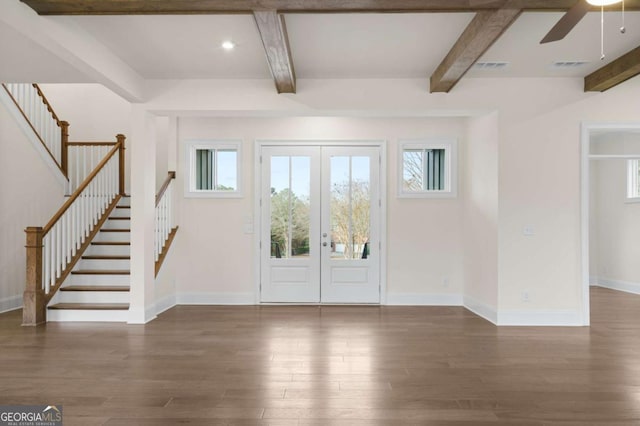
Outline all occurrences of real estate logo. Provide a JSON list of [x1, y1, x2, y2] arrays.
[[0, 405, 62, 426]]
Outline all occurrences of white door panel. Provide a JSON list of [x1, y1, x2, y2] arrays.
[[320, 147, 380, 303], [260, 146, 320, 303]]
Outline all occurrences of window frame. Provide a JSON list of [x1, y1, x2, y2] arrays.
[[397, 139, 457, 198], [184, 140, 242, 198], [627, 159, 640, 203]]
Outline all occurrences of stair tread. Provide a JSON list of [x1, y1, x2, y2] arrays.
[[71, 269, 130, 275], [60, 285, 130, 292], [49, 303, 129, 310], [91, 242, 130, 246], [108, 217, 131, 220], [100, 229, 130, 232], [82, 255, 130, 260], [115, 206, 130, 209]]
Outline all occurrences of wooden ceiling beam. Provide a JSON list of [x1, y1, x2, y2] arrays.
[[253, 11, 296, 94], [19, 0, 640, 15], [584, 45, 640, 92], [430, 7, 521, 93]]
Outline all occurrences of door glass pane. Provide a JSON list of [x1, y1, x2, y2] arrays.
[[270, 156, 310, 259], [291, 157, 311, 257], [330, 156, 370, 260]]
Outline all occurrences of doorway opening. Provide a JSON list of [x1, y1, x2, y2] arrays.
[[581, 123, 640, 325]]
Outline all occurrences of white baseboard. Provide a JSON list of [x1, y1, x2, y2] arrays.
[[176, 292, 256, 305], [127, 308, 157, 324], [589, 275, 600, 286], [0, 295, 22, 314], [385, 293, 463, 306], [592, 277, 640, 295], [497, 309, 584, 326], [463, 295, 498, 325], [154, 293, 177, 316]]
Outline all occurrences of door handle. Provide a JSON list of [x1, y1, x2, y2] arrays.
[[322, 233, 327, 238], [322, 242, 328, 247]]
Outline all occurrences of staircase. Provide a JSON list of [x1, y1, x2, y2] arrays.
[[47, 197, 131, 322], [3, 82, 178, 325]]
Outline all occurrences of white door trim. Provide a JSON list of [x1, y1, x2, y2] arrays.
[[253, 139, 387, 304], [580, 122, 640, 326]]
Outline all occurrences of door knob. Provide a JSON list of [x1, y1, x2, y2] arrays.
[[322, 242, 328, 247], [322, 233, 327, 238]]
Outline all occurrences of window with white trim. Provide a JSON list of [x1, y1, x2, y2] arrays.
[[628, 159, 640, 201], [398, 140, 457, 198], [185, 140, 241, 198]]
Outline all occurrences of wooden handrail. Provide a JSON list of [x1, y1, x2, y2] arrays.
[[32, 84, 61, 125], [156, 171, 176, 207], [67, 142, 118, 146], [43, 141, 120, 235]]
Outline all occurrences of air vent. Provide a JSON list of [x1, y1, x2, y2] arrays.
[[552, 61, 589, 68], [474, 61, 509, 70]]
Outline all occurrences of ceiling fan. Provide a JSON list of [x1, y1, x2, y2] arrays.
[[540, 0, 625, 44]]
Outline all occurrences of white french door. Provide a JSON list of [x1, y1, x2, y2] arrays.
[[260, 144, 381, 303]]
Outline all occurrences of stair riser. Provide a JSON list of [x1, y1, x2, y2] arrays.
[[86, 245, 130, 256], [103, 219, 131, 229], [118, 197, 130, 207], [68, 274, 130, 286], [57, 291, 129, 304], [93, 232, 131, 243], [110, 208, 130, 218], [47, 309, 129, 322], [78, 259, 130, 270]]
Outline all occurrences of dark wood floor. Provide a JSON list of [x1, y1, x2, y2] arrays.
[[1, 287, 639, 425]]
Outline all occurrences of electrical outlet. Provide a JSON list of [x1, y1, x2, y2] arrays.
[[442, 277, 449, 288], [522, 291, 530, 302]]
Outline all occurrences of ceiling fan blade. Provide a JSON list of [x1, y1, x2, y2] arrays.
[[540, 0, 591, 44]]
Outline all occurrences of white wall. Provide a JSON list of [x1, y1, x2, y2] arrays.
[[175, 116, 466, 302], [0, 98, 66, 312], [496, 77, 640, 325], [463, 112, 499, 322], [589, 132, 640, 293]]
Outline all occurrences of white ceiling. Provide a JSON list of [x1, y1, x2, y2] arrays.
[[2, 10, 640, 83], [0, 23, 91, 83], [285, 13, 474, 78], [53, 15, 272, 79]]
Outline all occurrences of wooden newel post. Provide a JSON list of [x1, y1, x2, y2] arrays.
[[23, 227, 46, 326], [117, 134, 126, 195], [60, 121, 69, 177]]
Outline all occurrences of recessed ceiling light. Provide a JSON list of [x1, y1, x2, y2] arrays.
[[221, 40, 235, 50]]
